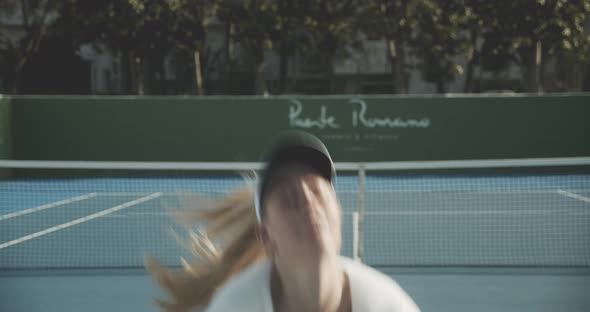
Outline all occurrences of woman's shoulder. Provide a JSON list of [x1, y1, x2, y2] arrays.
[[206, 260, 273, 312], [341, 257, 420, 312]]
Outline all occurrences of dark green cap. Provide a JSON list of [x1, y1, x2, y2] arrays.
[[255, 130, 335, 222]]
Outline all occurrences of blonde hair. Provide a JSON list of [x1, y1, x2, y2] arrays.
[[146, 186, 266, 312]]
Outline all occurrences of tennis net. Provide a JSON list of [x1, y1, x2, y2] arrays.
[[0, 158, 589, 270]]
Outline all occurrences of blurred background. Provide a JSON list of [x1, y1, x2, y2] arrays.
[[1, 1, 590, 312], [1, 0, 589, 96]]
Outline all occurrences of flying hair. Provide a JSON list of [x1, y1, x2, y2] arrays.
[[146, 185, 266, 312]]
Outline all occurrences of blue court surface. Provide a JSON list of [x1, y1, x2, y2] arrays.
[[1, 174, 589, 311]]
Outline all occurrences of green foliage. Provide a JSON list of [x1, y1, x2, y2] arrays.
[[269, 0, 316, 56], [53, 0, 213, 94], [215, 0, 275, 56], [410, 0, 470, 92], [356, 0, 419, 93], [304, 0, 362, 61], [357, 0, 416, 42], [0, 0, 59, 93], [57, 1, 172, 52], [2, 0, 590, 94], [214, 0, 361, 93], [480, 0, 590, 67], [475, 0, 590, 91], [214, 0, 311, 56], [166, 0, 210, 52], [55, 0, 212, 57]]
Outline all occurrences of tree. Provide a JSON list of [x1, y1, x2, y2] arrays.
[[164, 0, 211, 95], [460, 0, 500, 93], [0, 0, 58, 93], [411, 0, 469, 93], [216, 0, 277, 95], [56, 1, 164, 94], [56, 0, 212, 95], [215, 0, 389, 95], [432, 0, 497, 93], [480, 0, 590, 93], [268, 0, 312, 94], [357, 0, 417, 94], [305, 0, 361, 93]]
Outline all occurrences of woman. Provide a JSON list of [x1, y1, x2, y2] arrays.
[[149, 131, 419, 312]]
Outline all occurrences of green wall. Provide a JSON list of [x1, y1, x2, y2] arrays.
[[7, 94, 590, 162]]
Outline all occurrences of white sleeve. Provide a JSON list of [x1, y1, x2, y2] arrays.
[[205, 261, 273, 312], [205, 275, 257, 312], [206, 283, 272, 312], [205, 288, 236, 312], [381, 279, 420, 312], [345, 259, 420, 312], [357, 274, 420, 311]]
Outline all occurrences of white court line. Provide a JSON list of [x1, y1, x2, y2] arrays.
[[99, 192, 155, 196], [103, 211, 170, 217], [352, 210, 586, 215], [98, 192, 221, 196], [0, 192, 162, 250], [557, 190, 590, 204], [361, 190, 560, 194], [0, 193, 98, 221]]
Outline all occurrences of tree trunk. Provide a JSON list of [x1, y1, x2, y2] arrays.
[[10, 74, 18, 94], [522, 41, 542, 93], [194, 49, 204, 95], [463, 29, 477, 93], [9, 64, 20, 94], [326, 50, 336, 94], [135, 56, 145, 95], [11, 54, 27, 94], [387, 39, 408, 94], [127, 52, 138, 94], [278, 46, 288, 94], [224, 23, 233, 94], [145, 52, 165, 95], [396, 41, 407, 93], [436, 79, 445, 94], [254, 44, 267, 95], [540, 44, 548, 92]]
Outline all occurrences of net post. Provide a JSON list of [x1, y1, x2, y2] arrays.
[[355, 163, 366, 263], [352, 212, 359, 262]]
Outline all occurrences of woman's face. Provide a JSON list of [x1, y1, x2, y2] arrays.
[[260, 167, 342, 265]]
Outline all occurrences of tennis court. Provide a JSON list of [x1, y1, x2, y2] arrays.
[[1, 159, 590, 311]]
